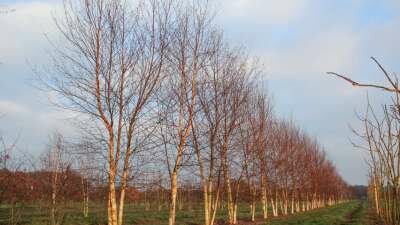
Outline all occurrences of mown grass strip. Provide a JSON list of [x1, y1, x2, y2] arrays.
[[264, 201, 364, 225]]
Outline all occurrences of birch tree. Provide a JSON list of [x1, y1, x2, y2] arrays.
[[41, 1, 169, 224], [218, 51, 254, 224], [40, 133, 72, 225], [248, 93, 272, 220], [328, 57, 400, 224], [157, 2, 218, 224]]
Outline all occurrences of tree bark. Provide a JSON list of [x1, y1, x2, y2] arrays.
[[108, 168, 118, 225], [169, 172, 178, 225]]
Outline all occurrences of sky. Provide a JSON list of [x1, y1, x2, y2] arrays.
[[1, 0, 400, 185]]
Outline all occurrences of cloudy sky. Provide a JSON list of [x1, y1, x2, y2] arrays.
[[1, 0, 400, 185]]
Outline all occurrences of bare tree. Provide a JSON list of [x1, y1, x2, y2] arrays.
[[40, 1, 170, 224], [218, 51, 254, 224], [242, 92, 272, 221], [157, 2, 218, 224], [72, 140, 96, 218], [328, 57, 400, 224], [40, 132, 72, 225]]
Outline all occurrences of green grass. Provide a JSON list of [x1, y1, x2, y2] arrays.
[[265, 201, 367, 225], [0, 201, 367, 225], [345, 201, 367, 225]]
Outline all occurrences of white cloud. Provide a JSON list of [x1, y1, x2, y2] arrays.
[[0, 98, 75, 154], [0, 100, 30, 115], [264, 27, 360, 78], [218, 0, 308, 25]]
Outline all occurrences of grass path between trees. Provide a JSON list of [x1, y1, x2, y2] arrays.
[[258, 200, 367, 225]]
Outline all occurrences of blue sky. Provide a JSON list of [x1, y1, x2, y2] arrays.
[[1, 0, 400, 185]]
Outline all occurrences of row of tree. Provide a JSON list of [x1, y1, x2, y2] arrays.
[[0, 119, 351, 225], [0, 0, 352, 225], [329, 58, 400, 225]]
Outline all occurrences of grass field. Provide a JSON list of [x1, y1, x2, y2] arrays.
[[0, 200, 368, 225], [266, 201, 367, 225]]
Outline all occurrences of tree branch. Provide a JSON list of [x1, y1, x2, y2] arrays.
[[326, 72, 400, 93]]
